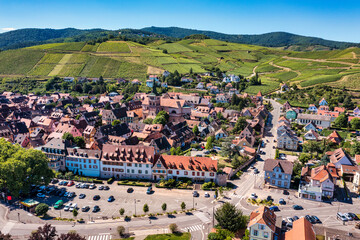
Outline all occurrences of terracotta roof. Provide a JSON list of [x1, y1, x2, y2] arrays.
[[159, 155, 217, 172], [341, 165, 359, 174], [330, 148, 352, 165], [101, 144, 154, 164], [249, 206, 276, 232], [311, 169, 331, 183], [263, 159, 293, 175], [285, 217, 315, 240], [355, 155, 360, 165]]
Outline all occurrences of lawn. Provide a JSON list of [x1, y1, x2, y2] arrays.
[[0, 49, 44, 75], [144, 233, 191, 240], [321, 129, 349, 139], [97, 41, 131, 52]]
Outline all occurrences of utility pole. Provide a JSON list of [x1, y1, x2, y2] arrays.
[[212, 205, 215, 228], [134, 199, 136, 215], [193, 196, 194, 209]]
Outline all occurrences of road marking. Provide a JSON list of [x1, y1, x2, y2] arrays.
[[194, 212, 210, 223], [181, 224, 203, 232], [1, 221, 15, 234], [87, 233, 111, 240]]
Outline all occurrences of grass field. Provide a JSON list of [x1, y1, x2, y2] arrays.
[[97, 41, 131, 52], [245, 78, 280, 95]]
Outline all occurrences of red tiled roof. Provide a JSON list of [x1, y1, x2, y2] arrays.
[[159, 155, 217, 172], [285, 217, 315, 240], [249, 206, 276, 232]]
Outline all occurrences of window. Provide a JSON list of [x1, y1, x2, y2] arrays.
[[184, 171, 188, 175], [176, 171, 180, 175], [139, 164, 142, 167], [285, 175, 288, 179], [278, 181, 281, 185], [127, 169, 130, 173], [103, 167, 107, 171], [202, 172, 205, 176], [168, 170, 173, 174], [253, 230, 258, 236], [210, 173, 214, 176], [263, 232, 269, 238], [145, 170, 148, 174], [192, 172, 195, 176], [131, 169, 134, 173], [127, 163, 132, 167], [197, 172, 200, 176], [146, 164, 149, 168], [272, 173, 275, 177], [135, 163, 138, 167], [259, 224, 265, 230], [284, 182, 288, 187], [157, 164, 161, 168], [138, 170, 142, 174]]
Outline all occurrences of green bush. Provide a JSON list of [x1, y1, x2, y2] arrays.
[[92, 179, 103, 184], [202, 182, 216, 190]]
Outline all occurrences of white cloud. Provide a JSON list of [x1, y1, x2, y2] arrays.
[[1, 28, 16, 33]]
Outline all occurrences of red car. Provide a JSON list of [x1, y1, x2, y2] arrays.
[[67, 181, 75, 187]]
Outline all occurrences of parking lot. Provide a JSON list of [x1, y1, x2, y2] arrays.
[[32, 180, 214, 220]]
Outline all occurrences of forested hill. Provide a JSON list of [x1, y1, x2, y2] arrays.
[[142, 26, 360, 49], [1, 27, 359, 50]]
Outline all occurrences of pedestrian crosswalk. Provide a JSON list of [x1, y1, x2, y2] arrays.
[[228, 193, 247, 200], [248, 173, 264, 177], [87, 234, 111, 240], [181, 224, 204, 232]]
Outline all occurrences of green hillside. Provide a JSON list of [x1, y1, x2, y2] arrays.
[[1, 39, 360, 93]]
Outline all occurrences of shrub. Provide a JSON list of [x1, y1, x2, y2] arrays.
[[169, 223, 178, 233], [202, 181, 216, 189], [92, 179, 103, 184], [119, 208, 125, 216]]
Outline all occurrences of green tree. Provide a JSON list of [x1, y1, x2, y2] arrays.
[[275, 149, 279, 159], [214, 202, 247, 232], [232, 117, 247, 134], [334, 114, 348, 128], [170, 147, 176, 155], [74, 136, 85, 149], [299, 153, 311, 164], [143, 204, 149, 215], [350, 141, 360, 156], [62, 132, 74, 142], [112, 120, 121, 126], [0, 139, 54, 197], [351, 118, 360, 129], [169, 223, 178, 233], [72, 209, 78, 219], [0, 231, 13, 240], [180, 202, 186, 211], [208, 229, 234, 240], [104, 102, 111, 110], [119, 208, 125, 216], [143, 118, 153, 124], [161, 203, 167, 213], [193, 125, 199, 136], [117, 226, 125, 237], [206, 136, 215, 150], [153, 111, 169, 125], [35, 203, 49, 216]]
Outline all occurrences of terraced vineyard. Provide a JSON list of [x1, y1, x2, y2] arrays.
[[0, 39, 360, 93]]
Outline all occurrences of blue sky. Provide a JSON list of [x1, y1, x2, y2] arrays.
[[1, 0, 360, 42]]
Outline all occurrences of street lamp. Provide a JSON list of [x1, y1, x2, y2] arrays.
[[134, 199, 137, 215]]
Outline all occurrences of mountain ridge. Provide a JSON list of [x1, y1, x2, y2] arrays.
[[0, 26, 359, 50]]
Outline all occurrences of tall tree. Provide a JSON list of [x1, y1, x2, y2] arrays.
[[28, 224, 57, 240], [214, 202, 248, 232]]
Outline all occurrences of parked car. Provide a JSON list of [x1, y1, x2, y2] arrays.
[[67, 181, 75, 187], [254, 169, 259, 174], [292, 205, 303, 210], [68, 192, 75, 198], [54, 200, 63, 209], [348, 213, 359, 220], [51, 179, 58, 184], [192, 191, 199, 197], [283, 190, 289, 195], [337, 212, 348, 221], [64, 203, 72, 211], [293, 216, 299, 221], [37, 193, 45, 198], [204, 192, 210, 198], [305, 215, 316, 224], [311, 215, 321, 223], [98, 186, 104, 190], [127, 187, 134, 193], [89, 184, 96, 189], [108, 195, 115, 202], [92, 205, 100, 212], [69, 203, 77, 211], [279, 198, 286, 205], [84, 183, 90, 189], [76, 183, 81, 188], [269, 206, 280, 212], [287, 217, 294, 223], [250, 193, 257, 199], [146, 186, 152, 194], [344, 213, 353, 221], [82, 206, 90, 212], [266, 196, 272, 201], [93, 195, 100, 200], [79, 193, 86, 199]]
